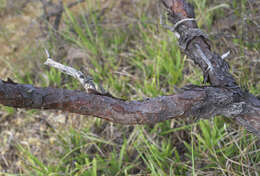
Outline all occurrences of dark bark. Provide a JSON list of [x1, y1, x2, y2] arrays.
[[160, 0, 260, 136], [0, 80, 259, 137], [0, 0, 259, 137]]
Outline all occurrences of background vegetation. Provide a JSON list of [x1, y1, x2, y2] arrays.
[[0, 0, 259, 175]]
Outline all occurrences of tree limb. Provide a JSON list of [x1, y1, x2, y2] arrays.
[[160, 0, 260, 136], [0, 0, 259, 138], [0, 79, 259, 137]]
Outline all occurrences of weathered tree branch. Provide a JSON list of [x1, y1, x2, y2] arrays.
[[0, 0, 259, 137], [160, 0, 260, 136], [0, 80, 258, 132]]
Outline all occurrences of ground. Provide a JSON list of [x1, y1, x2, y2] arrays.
[[0, 0, 259, 175]]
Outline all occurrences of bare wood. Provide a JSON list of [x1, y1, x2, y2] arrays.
[[44, 49, 97, 92], [0, 0, 259, 137]]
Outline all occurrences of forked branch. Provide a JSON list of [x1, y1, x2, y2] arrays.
[[0, 0, 259, 137]]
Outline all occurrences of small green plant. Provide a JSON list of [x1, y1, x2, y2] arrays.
[[0, 0, 6, 12], [184, 117, 259, 175], [0, 105, 15, 115], [193, 0, 229, 29], [44, 67, 62, 87]]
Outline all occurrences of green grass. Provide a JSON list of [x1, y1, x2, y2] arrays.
[[192, 0, 230, 29], [17, 118, 259, 175], [0, 0, 259, 175], [0, 0, 6, 13]]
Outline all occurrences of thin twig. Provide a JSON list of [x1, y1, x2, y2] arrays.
[[44, 49, 96, 92]]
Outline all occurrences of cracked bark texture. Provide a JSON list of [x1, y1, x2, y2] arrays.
[[0, 0, 259, 138]]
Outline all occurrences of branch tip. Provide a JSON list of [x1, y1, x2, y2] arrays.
[[221, 51, 230, 60], [44, 48, 51, 59]]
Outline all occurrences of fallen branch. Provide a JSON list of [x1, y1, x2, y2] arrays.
[[0, 0, 259, 138]]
